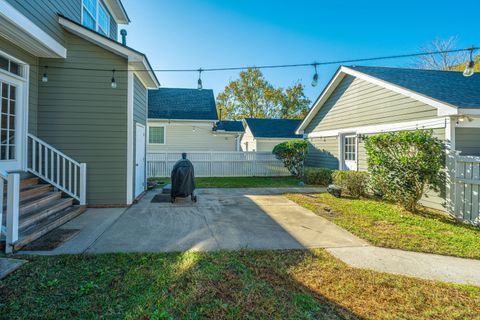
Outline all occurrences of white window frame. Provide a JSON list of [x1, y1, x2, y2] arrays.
[[81, 0, 110, 37], [339, 133, 358, 171], [147, 125, 166, 145], [0, 50, 29, 172]]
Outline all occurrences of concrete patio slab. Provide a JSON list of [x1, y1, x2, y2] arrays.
[[86, 187, 366, 253]]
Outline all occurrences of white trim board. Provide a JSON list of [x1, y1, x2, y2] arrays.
[[126, 71, 134, 205], [296, 66, 467, 134], [305, 118, 446, 138], [0, 0, 66, 58]]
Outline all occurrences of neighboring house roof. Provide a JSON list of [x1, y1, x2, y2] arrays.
[[245, 118, 303, 138], [58, 15, 159, 88], [297, 65, 480, 133], [149, 88, 218, 121], [349, 66, 480, 109], [214, 120, 244, 132]]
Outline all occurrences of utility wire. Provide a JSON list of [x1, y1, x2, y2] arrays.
[[35, 46, 478, 73]]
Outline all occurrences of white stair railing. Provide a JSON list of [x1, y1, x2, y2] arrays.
[[27, 134, 86, 205], [1, 170, 20, 253]]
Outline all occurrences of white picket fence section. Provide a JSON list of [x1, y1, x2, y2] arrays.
[[147, 152, 290, 178], [450, 153, 480, 225]]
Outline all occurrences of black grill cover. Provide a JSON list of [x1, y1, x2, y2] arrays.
[[171, 158, 196, 198]]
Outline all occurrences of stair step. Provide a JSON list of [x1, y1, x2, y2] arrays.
[[19, 184, 52, 202], [20, 177, 39, 189], [20, 192, 63, 215], [14, 205, 86, 251], [19, 198, 74, 231]]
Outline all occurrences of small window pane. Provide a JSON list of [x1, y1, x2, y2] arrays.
[[82, 8, 95, 30], [1, 98, 7, 114], [8, 146, 15, 160], [82, 0, 96, 17], [98, 4, 109, 36], [9, 86, 15, 100], [149, 127, 165, 144], [0, 56, 8, 71], [9, 61, 20, 76], [9, 100, 15, 115], [1, 83, 7, 98]]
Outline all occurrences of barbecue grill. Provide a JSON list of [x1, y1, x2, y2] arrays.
[[170, 153, 197, 203]]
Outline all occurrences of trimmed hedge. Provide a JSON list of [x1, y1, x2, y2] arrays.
[[332, 171, 369, 198], [304, 167, 333, 186]]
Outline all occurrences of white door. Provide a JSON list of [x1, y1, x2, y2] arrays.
[[342, 134, 357, 171], [0, 75, 25, 172], [135, 123, 146, 198]]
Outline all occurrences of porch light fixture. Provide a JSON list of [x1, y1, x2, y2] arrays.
[[197, 68, 203, 90], [311, 63, 319, 87], [42, 66, 48, 83], [111, 69, 117, 89], [463, 47, 476, 77]]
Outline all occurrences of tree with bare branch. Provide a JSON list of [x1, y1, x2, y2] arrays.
[[414, 36, 466, 70]]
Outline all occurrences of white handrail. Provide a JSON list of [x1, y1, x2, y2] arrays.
[[27, 134, 86, 205]]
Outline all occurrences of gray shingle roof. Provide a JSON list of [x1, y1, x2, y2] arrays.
[[148, 88, 218, 120], [349, 66, 480, 109], [215, 120, 244, 132], [245, 118, 303, 138]]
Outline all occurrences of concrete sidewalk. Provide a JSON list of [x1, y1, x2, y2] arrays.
[[328, 246, 480, 287]]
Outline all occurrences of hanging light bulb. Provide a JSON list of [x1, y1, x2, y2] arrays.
[[197, 68, 203, 90], [42, 66, 48, 83], [463, 48, 476, 77], [111, 69, 117, 88], [311, 63, 319, 87]]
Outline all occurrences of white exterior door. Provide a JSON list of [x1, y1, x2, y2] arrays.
[[0, 67, 26, 172], [135, 123, 146, 198], [342, 134, 357, 171]]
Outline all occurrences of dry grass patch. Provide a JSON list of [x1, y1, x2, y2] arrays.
[[287, 193, 480, 259]]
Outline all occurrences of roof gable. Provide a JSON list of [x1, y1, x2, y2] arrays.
[[297, 65, 480, 133], [245, 118, 303, 138], [349, 66, 480, 109], [149, 88, 218, 121]]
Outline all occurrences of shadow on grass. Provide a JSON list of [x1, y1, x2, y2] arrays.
[[0, 251, 363, 319]]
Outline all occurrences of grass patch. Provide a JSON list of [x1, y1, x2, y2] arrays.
[[149, 176, 308, 188], [287, 193, 480, 259], [1, 250, 479, 319]]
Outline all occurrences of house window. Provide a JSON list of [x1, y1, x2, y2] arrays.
[[0, 55, 21, 77], [149, 126, 165, 144], [343, 135, 356, 161], [82, 0, 110, 36]]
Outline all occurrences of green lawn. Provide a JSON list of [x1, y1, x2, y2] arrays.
[[1, 250, 479, 319], [149, 176, 307, 188], [287, 193, 480, 259]]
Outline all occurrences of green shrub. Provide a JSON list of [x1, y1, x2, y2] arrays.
[[272, 140, 308, 177], [304, 167, 333, 186], [364, 129, 445, 212], [332, 171, 369, 198]]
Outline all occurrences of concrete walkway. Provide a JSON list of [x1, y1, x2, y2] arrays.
[[0, 257, 27, 279], [16, 188, 480, 286]]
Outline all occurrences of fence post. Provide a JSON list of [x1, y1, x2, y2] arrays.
[[6, 173, 20, 253], [79, 163, 87, 205]]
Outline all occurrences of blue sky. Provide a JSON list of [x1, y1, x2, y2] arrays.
[[121, 0, 478, 102]]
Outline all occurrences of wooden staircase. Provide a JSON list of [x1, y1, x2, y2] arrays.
[[2, 176, 86, 251]]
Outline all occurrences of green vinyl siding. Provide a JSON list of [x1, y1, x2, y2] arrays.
[[0, 37, 39, 134], [37, 32, 128, 205], [304, 75, 438, 134], [6, 0, 118, 45], [306, 137, 339, 169], [133, 74, 147, 197], [456, 128, 480, 156]]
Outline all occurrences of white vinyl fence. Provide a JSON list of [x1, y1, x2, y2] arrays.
[[147, 152, 290, 178], [449, 153, 480, 225]]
